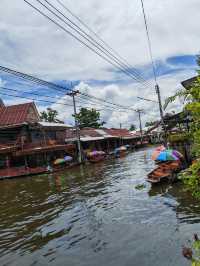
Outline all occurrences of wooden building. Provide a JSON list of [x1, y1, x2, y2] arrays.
[[0, 100, 75, 179]]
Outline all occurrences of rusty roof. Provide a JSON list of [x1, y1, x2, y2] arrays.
[[104, 128, 133, 138], [181, 76, 198, 89], [0, 102, 39, 126], [65, 127, 137, 141]]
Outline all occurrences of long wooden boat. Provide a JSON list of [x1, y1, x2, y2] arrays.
[[0, 166, 47, 180], [88, 154, 106, 163], [0, 162, 80, 180], [147, 161, 181, 184]]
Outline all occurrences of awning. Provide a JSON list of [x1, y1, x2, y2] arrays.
[[80, 137, 104, 142]]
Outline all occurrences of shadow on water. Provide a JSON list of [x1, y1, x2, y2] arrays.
[[0, 147, 199, 266]]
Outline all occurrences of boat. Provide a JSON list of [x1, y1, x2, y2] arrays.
[[0, 161, 79, 180], [87, 151, 106, 163], [114, 146, 127, 158], [147, 161, 181, 184], [0, 166, 47, 180]]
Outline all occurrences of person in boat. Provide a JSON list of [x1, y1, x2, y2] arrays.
[[47, 164, 53, 172]]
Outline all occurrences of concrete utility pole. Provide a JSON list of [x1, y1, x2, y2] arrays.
[[155, 84, 167, 145], [136, 109, 144, 144], [120, 122, 123, 145], [155, 84, 164, 123], [68, 90, 82, 163]]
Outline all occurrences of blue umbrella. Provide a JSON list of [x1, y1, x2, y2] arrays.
[[156, 150, 178, 161]]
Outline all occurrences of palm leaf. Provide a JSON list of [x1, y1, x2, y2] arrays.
[[163, 89, 190, 110]]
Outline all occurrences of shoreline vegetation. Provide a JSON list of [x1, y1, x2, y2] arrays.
[[165, 55, 200, 199]]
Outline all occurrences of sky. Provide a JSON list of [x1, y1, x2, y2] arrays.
[[0, 0, 199, 129]]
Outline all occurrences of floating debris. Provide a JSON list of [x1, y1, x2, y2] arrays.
[[135, 183, 146, 190]]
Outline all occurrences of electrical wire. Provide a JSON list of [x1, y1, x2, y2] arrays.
[[0, 65, 139, 112], [140, 0, 157, 84], [44, 0, 154, 88], [0, 85, 134, 113], [24, 0, 153, 88]]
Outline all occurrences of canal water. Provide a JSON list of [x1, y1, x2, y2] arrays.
[[0, 147, 198, 266]]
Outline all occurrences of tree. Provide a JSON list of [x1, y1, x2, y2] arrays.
[[73, 108, 105, 129], [129, 124, 136, 131], [145, 121, 156, 127], [40, 108, 64, 123], [166, 55, 200, 198]]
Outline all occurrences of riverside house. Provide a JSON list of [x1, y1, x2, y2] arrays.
[[0, 100, 75, 179]]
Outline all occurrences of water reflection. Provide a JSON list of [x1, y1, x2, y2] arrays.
[[0, 148, 198, 266], [149, 182, 200, 224]]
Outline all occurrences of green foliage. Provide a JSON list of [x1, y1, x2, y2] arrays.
[[40, 108, 64, 123], [129, 124, 136, 131], [179, 160, 200, 198], [167, 132, 191, 143], [135, 183, 146, 190], [73, 107, 105, 129], [145, 121, 156, 127], [165, 56, 200, 198], [163, 89, 191, 110]]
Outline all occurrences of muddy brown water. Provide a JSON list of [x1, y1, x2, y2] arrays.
[[0, 147, 197, 266]]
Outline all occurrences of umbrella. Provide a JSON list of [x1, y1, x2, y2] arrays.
[[153, 149, 182, 162], [172, 150, 183, 159], [64, 156, 73, 162], [97, 151, 106, 155], [54, 158, 66, 165], [88, 151, 98, 157], [88, 151, 105, 157], [152, 145, 166, 160], [119, 146, 127, 151]]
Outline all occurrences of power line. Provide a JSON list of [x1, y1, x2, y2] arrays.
[[0, 65, 139, 112], [137, 96, 158, 103], [42, 0, 152, 87], [0, 85, 135, 114], [52, 0, 155, 88], [0, 65, 69, 94], [24, 0, 153, 88], [140, 0, 157, 84], [140, 0, 166, 143], [0, 91, 73, 107]]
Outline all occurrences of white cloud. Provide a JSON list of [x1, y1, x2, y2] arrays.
[[49, 68, 196, 129], [0, 0, 199, 79], [0, 0, 199, 127]]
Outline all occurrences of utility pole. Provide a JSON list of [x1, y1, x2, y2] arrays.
[[155, 84, 164, 123], [155, 84, 167, 145], [68, 90, 82, 163], [136, 109, 143, 144], [120, 122, 123, 145]]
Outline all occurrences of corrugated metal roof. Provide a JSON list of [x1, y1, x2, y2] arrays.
[[80, 137, 104, 142], [104, 128, 134, 138], [38, 121, 72, 128], [0, 102, 39, 126], [65, 127, 137, 141]]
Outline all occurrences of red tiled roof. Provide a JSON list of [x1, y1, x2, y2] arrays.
[[0, 102, 39, 126]]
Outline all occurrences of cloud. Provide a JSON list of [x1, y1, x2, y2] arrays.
[[0, 0, 199, 127], [49, 67, 196, 129], [0, 0, 199, 80]]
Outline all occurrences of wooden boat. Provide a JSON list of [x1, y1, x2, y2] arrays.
[[147, 161, 181, 184], [0, 166, 47, 180], [87, 151, 106, 163], [0, 162, 80, 180], [88, 154, 106, 163]]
